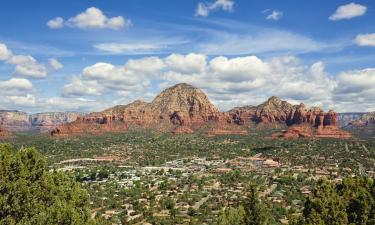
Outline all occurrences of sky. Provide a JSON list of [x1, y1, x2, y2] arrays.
[[0, 0, 374, 113]]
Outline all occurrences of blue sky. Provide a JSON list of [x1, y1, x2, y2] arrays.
[[0, 0, 374, 113]]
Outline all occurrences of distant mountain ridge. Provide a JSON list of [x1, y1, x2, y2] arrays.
[[51, 83, 350, 138], [0, 111, 83, 132], [337, 113, 365, 127]]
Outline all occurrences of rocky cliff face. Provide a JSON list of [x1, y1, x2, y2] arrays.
[[228, 97, 338, 128], [52, 83, 234, 136], [30, 112, 84, 132], [51, 83, 348, 138], [361, 112, 375, 125], [342, 112, 375, 139], [228, 96, 350, 139], [0, 111, 83, 132], [337, 113, 364, 127], [343, 112, 375, 127], [0, 110, 30, 131], [152, 83, 224, 127]]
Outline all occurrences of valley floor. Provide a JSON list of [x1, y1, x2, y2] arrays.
[[2, 130, 375, 224]]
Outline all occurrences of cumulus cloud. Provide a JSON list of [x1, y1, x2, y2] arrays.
[[333, 68, 375, 111], [0, 43, 48, 78], [329, 3, 367, 21], [61, 53, 344, 111], [354, 33, 375, 47], [165, 53, 207, 74], [160, 55, 337, 110], [0, 78, 33, 96], [48, 7, 131, 30], [62, 57, 164, 97], [47, 17, 64, 29], [0, 78, 36, 110], [195, 0, 234, 17], [0, 43, 12, 60], [48, 58, 63, 70], [266, 10, 283, 21], [13, 63, 47, 78]]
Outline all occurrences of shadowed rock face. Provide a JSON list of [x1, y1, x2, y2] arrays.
[[343, 111, 375, 127], [51, 83, 348, 138], [30, 112, 83, 132], [337, 113, 365, 127], [361, 112, 375, 125]]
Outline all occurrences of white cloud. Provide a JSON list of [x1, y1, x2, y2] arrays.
[[48, 58, 63, 70], [13, 63, 47, 79], [266, 10, 283, 21], [198, 29, 336, 55], [61, 54, 338, 111], [333, 68, 375, 111], [93, 43, 163, 54], [62, 78, 104, 97], [329, 3, 367, 21], [47, 17, 64, 29], [165, 53, 206, 74], [9, 55, 47, 78], [0, 43, 48, 79], [0, 43, 12, 60], [2, 50, 370, 112], [0, 78, 33, 96], [196, 3, 209, 17], [5, 94, 36, 106], [62, 57, 164, 97], [106, 16, 127, 30], [42, 97, 105, 112], [208, 56, 270, 83], [55, 7, 132, 30], [195, 0, 234, 17], [354, 33, 375, 47], [82, 62, 115, 80]]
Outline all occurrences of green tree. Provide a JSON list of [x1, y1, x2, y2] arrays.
[[300, 177, 375, 225], [0, 144, 98, 225], [217, 206, 245, 225], [217, 185, 271, 225], [243, 185, 271, 225]]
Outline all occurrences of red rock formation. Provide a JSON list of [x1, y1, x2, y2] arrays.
[[51, 83, 348, 139], [315, 125, 351, 139], [273, 124, 313, 139], [274, 110, 351, 139], [0, 111, 30, 131], [52, 83, 233, 136], [227, 97, 338, 129], [0, 127, 12, 138]]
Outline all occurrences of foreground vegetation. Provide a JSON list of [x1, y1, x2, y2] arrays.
[[0, 144, 97, 225], [1, 130, 375, 224]]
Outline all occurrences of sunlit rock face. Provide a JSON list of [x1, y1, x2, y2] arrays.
[[30, 112, 83, 132], [0, 110, 30, 131], [0, 111, 83, 132], [51, 83, 348, 138]]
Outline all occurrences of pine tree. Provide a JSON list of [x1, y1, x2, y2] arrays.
[[0, 144, 98, 225]]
